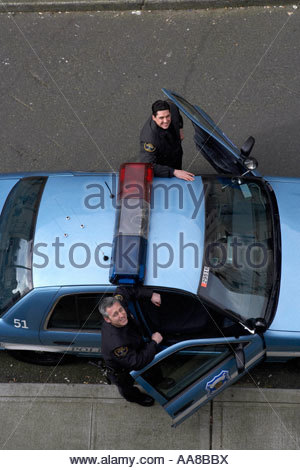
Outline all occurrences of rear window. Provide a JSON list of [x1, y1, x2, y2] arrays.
[[46, 293, 105, 330], [0, 177, 47, 315]]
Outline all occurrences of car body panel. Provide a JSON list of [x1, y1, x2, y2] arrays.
[[33, 174, 116, 288], [265, 330, 300, 358], [266, 177, 300, 332], [38, 285, 116, 356], [145, 176, 205, 293], [0, 288, 59, 349], [32, 173, 205, 295]]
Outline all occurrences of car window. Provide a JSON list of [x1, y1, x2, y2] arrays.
[[0, 177, 47, 316], [47, 293, 105, 330], [137, 290, 243, 341], [138, 291, 211, 337], [141, 344, 230, 399], [200, 177, 275, 322]]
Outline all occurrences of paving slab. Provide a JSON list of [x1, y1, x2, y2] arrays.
[[92, 400, 210, 449], [1, 383, 300, 449], [0, 383, 210, 450], [0, 401, 93, 449], [212, 387, 300, 449]]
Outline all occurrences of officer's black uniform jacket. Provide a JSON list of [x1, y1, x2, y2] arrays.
[[101, 286, 159, 372], [139, 102, 183, 178]]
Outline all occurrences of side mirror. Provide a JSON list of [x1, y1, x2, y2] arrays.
[[241, 136, 255, 157], [244, 157, 258, 171], [231, 156, 258, 184], [246, 317, 267, 334], [254, 318, 267, 333]]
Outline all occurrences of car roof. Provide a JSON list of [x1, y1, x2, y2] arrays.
[[145, 177, 205, 293], [32, 174, 205, 294], [33, 174, 115, 288]]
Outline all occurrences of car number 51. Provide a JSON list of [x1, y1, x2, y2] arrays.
[[13, 319, 29, 329]]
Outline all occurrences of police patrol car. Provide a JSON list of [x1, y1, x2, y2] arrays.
[[1, 89, 299, 427]]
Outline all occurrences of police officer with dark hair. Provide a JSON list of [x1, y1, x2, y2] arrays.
[[140, 99, 194, 181], [99, 286, 163, 407]]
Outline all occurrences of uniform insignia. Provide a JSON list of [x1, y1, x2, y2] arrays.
[[114, 346, 128, 358], [144, 143, 156, 153], [114, 294, 123, 301]]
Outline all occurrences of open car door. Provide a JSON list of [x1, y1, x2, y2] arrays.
[[162, 88, 259, 176], [131, 334, 265, 427]]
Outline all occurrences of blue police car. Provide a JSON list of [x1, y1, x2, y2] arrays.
[[0, 89, 299, 427]]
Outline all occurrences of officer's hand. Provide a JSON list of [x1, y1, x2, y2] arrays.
[[151, 293, 161, 307], [180, 129, 184, 141], [152, 332, 163, 344], [173, 169, 195, 181]]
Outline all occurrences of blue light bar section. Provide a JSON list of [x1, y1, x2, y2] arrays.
[[109, 235, 147, 285]]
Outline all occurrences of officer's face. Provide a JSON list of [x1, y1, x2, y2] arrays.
[[104, 301, 128, 328], [152, 110, 171, 130]]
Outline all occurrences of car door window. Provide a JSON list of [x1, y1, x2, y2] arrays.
[[137, 291, 243, 340], [138, 292, 212, 337], [141, 344, 230, 399], [47, 293, 104, 330]]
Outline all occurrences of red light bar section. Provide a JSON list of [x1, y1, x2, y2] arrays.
[[119, 163, 153, 203]]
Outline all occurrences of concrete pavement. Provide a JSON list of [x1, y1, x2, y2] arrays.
[[0, 0, 295, 13], [0, 383, 299, 449]]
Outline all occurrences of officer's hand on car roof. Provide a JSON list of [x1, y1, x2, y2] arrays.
[[151, 293, 161, 307], [173, 169, 195, 181], [152, 332, 163, 344]]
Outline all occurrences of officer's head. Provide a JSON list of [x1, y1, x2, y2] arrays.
[[99, 297, 128, 328], [152, 100, 171, 130]]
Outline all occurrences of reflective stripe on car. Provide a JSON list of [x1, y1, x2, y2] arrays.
[[0, 342, 101, 354]]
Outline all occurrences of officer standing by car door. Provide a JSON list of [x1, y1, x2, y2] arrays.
[[99, 286, 163, 407], [139, 99, 194, 181]]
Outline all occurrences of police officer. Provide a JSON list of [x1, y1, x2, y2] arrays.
[[99, 286, 163, 407], [139, 99, 195, 181]]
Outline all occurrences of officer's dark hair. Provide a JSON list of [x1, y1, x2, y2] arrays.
[[99, 297, 119, 318], [152, 100, 170, 117]]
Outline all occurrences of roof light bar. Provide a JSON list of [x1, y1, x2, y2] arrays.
[[109, 163, 154, 285]]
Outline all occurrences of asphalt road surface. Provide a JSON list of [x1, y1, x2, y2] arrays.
[[1, 5, 300, 387], [1, 350, 300, 388], [1, 6, 299, 177]]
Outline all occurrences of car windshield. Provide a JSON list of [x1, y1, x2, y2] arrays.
[[0, 177, 47, 315], [199, 176, 276, 322]]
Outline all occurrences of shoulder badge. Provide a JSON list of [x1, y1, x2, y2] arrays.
[[114, 294, 123, 301], [114, 346, 128, 358], [144, 143, 156, 153]]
